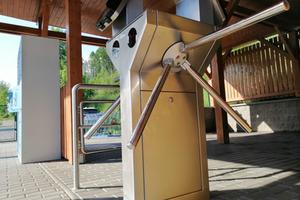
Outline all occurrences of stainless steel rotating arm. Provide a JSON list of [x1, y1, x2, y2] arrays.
[[127, 1, 290, 149], [183, 1, 289, 52], [127, 63, 172, 148], [181, 60, 252, 133], [84, 96, 121, 139]]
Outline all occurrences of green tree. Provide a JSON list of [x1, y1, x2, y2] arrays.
[[89, 48, 115, 75], [0, 81, 9, 119], [50, 27, 68, 88], [59, 41, 67, 87], [58, 42, 120, 111], [84, 47, 119, 111]]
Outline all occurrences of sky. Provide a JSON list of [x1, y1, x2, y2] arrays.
[[0, 15, 100, 88]]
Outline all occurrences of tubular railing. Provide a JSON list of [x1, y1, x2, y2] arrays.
[[78, 99, 121, 155], [71, 83, 120, 190], [84, 96, 121, 140]]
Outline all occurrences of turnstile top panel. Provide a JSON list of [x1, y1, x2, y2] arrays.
[[106, 9, 214, 74]]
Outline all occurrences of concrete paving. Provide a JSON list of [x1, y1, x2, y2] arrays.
[[207, 132, 300, 200], [0, 119, 16, 142], [0, 132, 299, 200], [0, 142, 70, 200]]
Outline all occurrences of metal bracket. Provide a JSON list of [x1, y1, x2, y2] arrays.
[[162, 42, 187, 72]]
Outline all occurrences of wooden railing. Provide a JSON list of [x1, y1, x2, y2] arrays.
[[224, 33, 300, 102]]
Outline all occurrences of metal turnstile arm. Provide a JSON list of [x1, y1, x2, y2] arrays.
[[128, 63, 172, 148], [84, 96, 121, 139], [183, 1, 289, 51], [181, 60, 252, 133]]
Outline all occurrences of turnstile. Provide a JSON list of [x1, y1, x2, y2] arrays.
[[105, 1, 289, 197], [107, 10, 213, 200]]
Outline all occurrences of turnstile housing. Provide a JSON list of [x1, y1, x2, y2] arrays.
[[107, 10, 213, 200]]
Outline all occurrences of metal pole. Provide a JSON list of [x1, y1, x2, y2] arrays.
[[212, 0, 226, 24], [79, 101, 86, 156], [197, 40, 220, 73], [79, 100, 121, 155], [79, 124, 121, 129], [128, 64, 172, 149], [84, 97, 121, 139], [183, 1, 289, 51], [72, 84, 80, 190], [181, 60, 252, 133], [72, 83, 120, 90], [81, 100, 116, 104], [72, 83, 120, 190]]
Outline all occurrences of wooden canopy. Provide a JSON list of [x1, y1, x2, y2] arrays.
[[0, 0, 299, 45], [0, 0, 110, 37]]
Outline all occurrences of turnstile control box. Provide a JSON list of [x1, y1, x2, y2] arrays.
[[107, 10, 213, 200]]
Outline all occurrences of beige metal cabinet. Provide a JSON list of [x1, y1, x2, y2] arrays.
[[107, 10, 212, 200]]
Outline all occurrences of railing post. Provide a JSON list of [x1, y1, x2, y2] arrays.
[[71, 84, 120, 190], [72, 84, 80, 190]]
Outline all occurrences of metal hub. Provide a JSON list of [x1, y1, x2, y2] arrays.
[[162, 42, 187, 72]]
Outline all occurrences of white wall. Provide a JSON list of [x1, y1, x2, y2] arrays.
[[18, 36, 60, 163]]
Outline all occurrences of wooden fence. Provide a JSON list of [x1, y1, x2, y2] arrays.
[[224, 33, 300, 102]]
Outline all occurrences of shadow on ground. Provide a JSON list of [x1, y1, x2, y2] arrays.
[[84, 198, 122, 200], [207, 132, 300, 200], [84, 149, 122, 164]]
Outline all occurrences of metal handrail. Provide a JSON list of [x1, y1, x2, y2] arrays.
[[79, 99, 121, 155], [80, 99, 116, 104], [72, 83, 119, 190], [79, 124, 120, 129], [80, 132, 121, 155], [84, 97, 121, 139]]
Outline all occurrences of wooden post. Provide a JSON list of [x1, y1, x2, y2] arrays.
[[63, 0, 83, 161], [210, 0, 239, 144], [38, 0, 50, 37], [223, 0, 240, 25], [288, 31, 300, 96], [212, 47, 229, 144]]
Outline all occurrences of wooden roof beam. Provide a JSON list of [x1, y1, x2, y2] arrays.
[[37, 0, 51, 37], [221, 16, 275, 49], [0, 22, 107, 46], [223, 0, 240, 26]]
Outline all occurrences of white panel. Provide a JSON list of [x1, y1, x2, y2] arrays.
[[176, 0, 214, 24], [19, 36, 60, 163]]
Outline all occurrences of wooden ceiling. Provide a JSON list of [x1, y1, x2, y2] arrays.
[[0, 0, 299, 43], [0, 0, 177, 39], [0, 0, 111, 38], [222, 0, 300, 31]]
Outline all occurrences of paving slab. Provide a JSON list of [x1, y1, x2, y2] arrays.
[[0, 132, 299, 199]]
